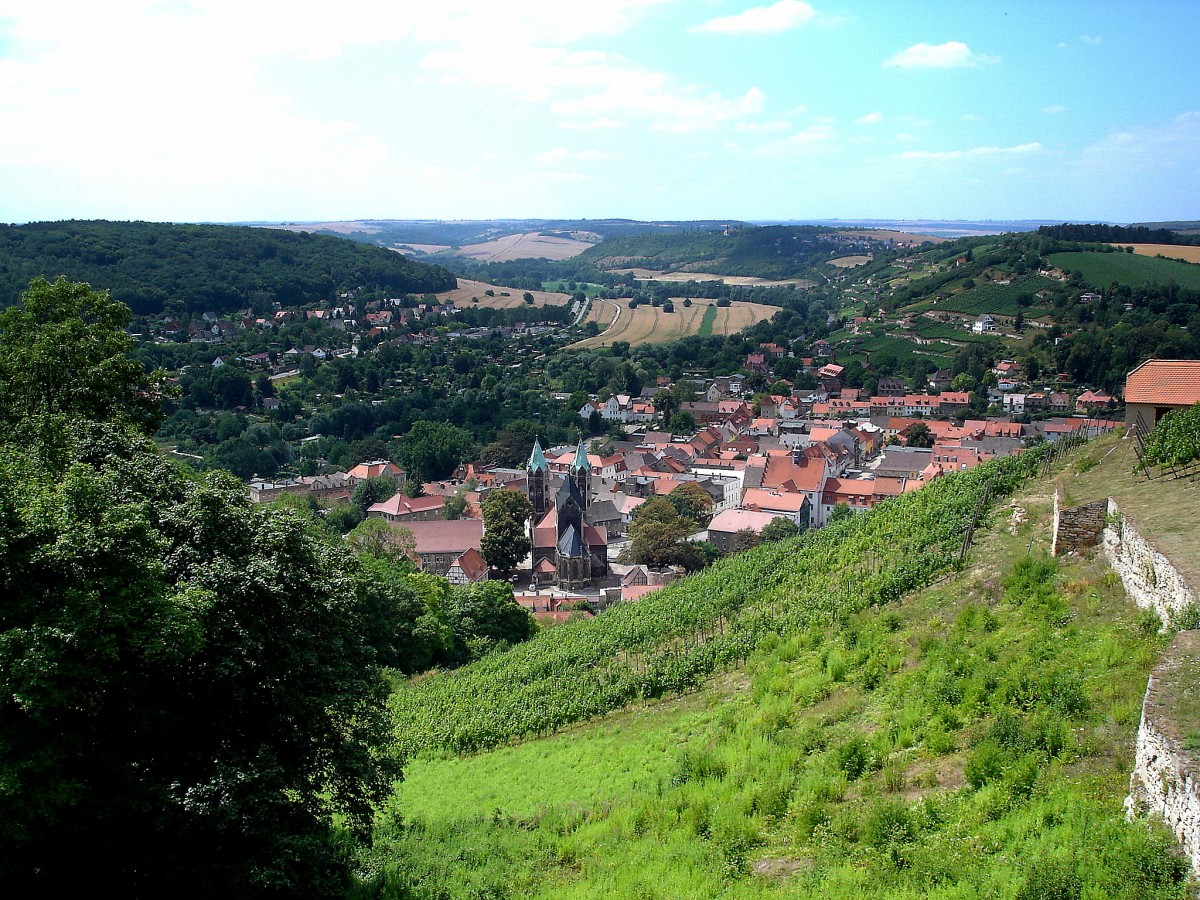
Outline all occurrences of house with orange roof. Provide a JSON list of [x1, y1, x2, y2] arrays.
[[446, 548, 489, 585], [1125, 359, 1200, 433], [708, 508, 784, 552], [1075, 389, 1114, 413], [819, 476, 906, 524], [742, 488, 810, 528], [367, 492, 446, 523], [346, 459, 406, 487]]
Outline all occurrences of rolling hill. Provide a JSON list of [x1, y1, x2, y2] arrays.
[[0, 220, 457, 314]]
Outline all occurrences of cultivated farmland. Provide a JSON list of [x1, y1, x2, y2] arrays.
[[1048, 251, 1200, 291], [1110, 243, 1200, 264], [455, 232, 596, 262], [436, 279, 571, 309], [570, 297, 778, 350]]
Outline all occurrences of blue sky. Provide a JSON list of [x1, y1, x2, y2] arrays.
[[1, 0, 1197, 224]]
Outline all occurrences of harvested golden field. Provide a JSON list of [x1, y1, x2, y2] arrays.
[[611, 268, 813, 287], [455, 232, 595, 262], [829, 255, 871, 268], [436, 279, 571, 309], [1110, 243, 1200, 263], [570, 297, 777, 350]]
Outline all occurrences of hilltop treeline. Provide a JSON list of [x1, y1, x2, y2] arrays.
[[1037, 223, 1200, 246], [0, 220, 457, 315]]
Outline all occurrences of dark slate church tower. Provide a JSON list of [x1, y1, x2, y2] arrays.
[[528, 438, 550, 518]]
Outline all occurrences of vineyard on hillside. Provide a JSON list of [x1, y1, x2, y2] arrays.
[[391, 448, 1050, 757]]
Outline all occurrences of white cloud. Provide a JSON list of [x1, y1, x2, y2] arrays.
[[1079, 34, 1102, 45], [535, 147, 608, 163], [899, 142, 1042, 161], [552, 84, 766, 133], [883, 41, 996, 69], [856, 111, 883, 125], [1043, 105, 1066, 115], [759, 123, 837, 156], [736, 118, 792, 133], [1080, 111, 1200, 169], [561, 118, 627, 131], [689, 0, 817, 35]]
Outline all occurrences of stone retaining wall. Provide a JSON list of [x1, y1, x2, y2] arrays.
[[1126, 632, 1200, 880], [1104, 500, 1196, 629], [1108, 502, 1200, 881]]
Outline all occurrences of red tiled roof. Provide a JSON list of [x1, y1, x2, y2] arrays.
[[405, 519, 483, 554], [1125, 359, 1200, 406], [450, 547, 489, 581]]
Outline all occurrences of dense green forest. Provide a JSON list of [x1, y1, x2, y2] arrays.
[[0, 220, 457, 314], [1037, 222, 1200, 245]]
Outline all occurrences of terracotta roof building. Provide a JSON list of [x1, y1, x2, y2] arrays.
[[1125, 359, 1200, 433]]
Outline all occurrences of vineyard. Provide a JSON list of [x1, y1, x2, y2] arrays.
[[904, 275, 1055, 317], [391, 448, 1049, 758]]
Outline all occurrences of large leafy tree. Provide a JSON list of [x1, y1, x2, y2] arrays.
[[0, 276, 172, 437], [628, 497, 704, 571], [479, 488, 533, 574], [395, 420, 474, 482], [0, 279, 398, 895]]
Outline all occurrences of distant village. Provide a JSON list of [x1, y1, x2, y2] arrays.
[[241, 331, 1125, 623]]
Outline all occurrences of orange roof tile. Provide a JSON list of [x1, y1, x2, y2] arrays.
[[1125, 359, 1200, 406]]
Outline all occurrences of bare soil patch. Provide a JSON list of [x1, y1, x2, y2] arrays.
[[829, 255, 871, 268], [394, 243, 452, 255]]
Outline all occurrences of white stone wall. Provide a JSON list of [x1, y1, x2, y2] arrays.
[[1110, 501, 1200, 881], [1103, 499, 1196, 630], [1126, 666, 1200, 880]]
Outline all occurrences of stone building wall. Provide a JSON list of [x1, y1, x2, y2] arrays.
[[1050, 491, 1108, 557]]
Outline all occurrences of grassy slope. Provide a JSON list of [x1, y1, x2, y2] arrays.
[[363, 439, 1196, 898], [1048, 251, 1200, 292]]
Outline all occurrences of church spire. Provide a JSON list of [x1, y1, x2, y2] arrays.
[[528, 438, 549, 473], [572, 439, 589, 473]]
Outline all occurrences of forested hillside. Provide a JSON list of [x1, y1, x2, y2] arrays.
[[577, 224, 887, 278], [0, 220, 457, 314]]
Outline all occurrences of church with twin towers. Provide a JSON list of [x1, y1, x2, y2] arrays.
[[527, 439, 609, 590]]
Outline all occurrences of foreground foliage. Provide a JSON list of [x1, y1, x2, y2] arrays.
[[1139, 403, 1200, 471], [0, 424, 400, 895]]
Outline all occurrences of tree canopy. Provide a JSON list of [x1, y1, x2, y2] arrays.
[[480, 488, 534, 574], [0, 278, 399, 895], [0, 276, 171, 437]]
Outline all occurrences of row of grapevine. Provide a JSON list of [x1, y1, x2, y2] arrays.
[[390, 445, 1053, 759]]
